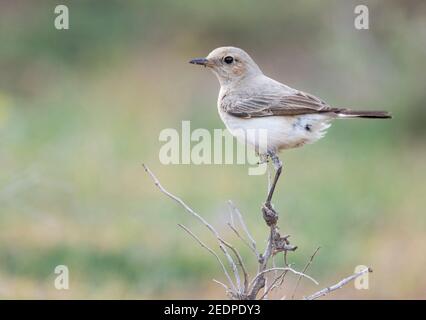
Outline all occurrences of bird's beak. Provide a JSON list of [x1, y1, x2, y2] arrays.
[[189, 58, 209, 66]]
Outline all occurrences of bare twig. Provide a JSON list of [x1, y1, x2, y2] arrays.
[[304, 267, 372, 300], [261, 255, 277, 300], [220, 238, 250, 294], [259, 270, 288, 300], [262, 260, 294, 299], [144, 163, 370, 300], [228, 200, 258, 256], [291, 246, 321, 299], [212, 278, 230, 291], [248, 227, 274, 299], [143, 164, 243, 294], [227, 223, 258, 259], [283, 250, 289, 267], [229, 206, 236, 229], [212, 279, 234, 299], [178, 223, 237, 293], [212, 279, 232, 294], [261, 229, 274, 270], [250, 266, 319, 292]]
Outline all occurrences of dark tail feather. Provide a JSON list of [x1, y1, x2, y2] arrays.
[[337, 109, 392, 119]]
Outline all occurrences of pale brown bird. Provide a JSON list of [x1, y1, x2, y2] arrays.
[[190, 47, 391, 206]]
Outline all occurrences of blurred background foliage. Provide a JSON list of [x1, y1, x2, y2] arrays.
[[0, 0, 425, 299]]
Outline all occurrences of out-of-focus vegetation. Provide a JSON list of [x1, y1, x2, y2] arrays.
[[0, 0, 425, 299]]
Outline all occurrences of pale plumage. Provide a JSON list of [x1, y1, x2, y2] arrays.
[[190, 46, 391, 206], [191, 46, 390, 155]]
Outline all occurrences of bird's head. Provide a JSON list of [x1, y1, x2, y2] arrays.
[[189, 47, 262, 86]]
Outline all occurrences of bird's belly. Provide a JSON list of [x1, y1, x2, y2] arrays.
[[219, 111, 332, 154]]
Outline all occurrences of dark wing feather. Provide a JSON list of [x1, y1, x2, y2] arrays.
[[222, 91, 342, 118]]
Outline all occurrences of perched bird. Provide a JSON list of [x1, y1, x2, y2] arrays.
[[189, 47, 391, 207]]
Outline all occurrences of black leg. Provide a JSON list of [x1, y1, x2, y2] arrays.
[[265, 154, 282, 206]]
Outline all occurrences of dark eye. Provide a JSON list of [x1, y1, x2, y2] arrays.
[[224, 56, 234, 64]]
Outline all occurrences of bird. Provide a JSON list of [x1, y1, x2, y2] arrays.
[[189, 47, 391, 208]]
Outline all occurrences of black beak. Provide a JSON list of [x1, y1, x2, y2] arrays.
[[189, 58, 209, 66]]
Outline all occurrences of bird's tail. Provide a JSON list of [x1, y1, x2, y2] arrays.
[[337, 109, 392, 119]]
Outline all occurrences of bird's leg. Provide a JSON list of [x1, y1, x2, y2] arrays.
[[262, 153, 282, 227], [265, 153, 282, 207]]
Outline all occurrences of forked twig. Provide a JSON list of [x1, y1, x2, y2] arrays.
[[212, 279, 233, 298], [143, 164, 246, 295], [220, 238, 250, 294], [178, 223, 237, 293], [227, 223, 258, 259], [228, 200, 258, 256], [249, 267, 319, 291], [259, 270, 287, 300], [291, 246, 321, 299], [144, 163, 372, 300]]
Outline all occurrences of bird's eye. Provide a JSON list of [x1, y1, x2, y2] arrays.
[[224, 56, 234, 64]]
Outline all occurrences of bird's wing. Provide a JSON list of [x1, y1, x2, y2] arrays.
[[222, 90, 342, 118]]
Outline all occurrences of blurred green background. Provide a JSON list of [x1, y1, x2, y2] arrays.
[[0, 0, 425, 299]]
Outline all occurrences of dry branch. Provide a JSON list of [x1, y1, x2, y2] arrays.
[[291, 246, 321, 299], [304, 267, 372, 300], [249, 267, 319, 290], [143, 164, 243, 295], [259, 269, 289, 300], [177, 223, 237, 294], [228, 200, 258, 257], [143, 163, 372, 300]]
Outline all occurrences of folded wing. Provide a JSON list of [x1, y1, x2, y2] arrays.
[[222, 91, 341, 118]]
